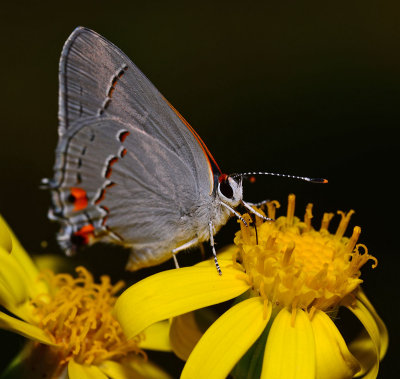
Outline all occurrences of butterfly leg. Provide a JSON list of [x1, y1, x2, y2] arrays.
[[172, 253, 180, 269], [245, 199, 270, 207], [241, 200, 273, 221], [219, 201, 248, 226], [208, 221, 222, 276], [171, 238, 199, 269]]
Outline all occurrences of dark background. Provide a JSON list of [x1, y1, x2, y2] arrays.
[[0, 1, 398, 377]]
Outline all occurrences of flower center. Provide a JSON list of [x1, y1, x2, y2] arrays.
[[31, 267, 144, 365], [235, 194, 377, 317]]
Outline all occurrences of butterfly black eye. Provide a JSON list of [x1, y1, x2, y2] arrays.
[[219, 179, 234, 199]]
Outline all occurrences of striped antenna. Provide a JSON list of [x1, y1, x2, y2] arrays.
[[230, 171, 328, 184]]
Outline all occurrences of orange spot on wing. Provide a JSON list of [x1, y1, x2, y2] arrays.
[[106, 182, 116, 188], [108, 86, 116, 98], [119, 131, 130, 142], [73, 224, 95, 245], [100, 206, 110, 226], [105, 157, 119, 178], [79, 224, 95, 233], [70, 187, 88, 211], [94, 182, 116, 206], [95, 189, 106, 204]]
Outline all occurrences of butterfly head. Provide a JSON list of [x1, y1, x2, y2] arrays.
[[217, 174, 243, 207]]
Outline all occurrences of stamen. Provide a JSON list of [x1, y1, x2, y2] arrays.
[[242, 201, 270, 222], [308, 306, 317, 320], [239, 214, 253, 244], [345, 226, 361, 254], [304, 203, 313, 231], [259, 280, 266, 298], [265, 235, 277, 249], [309, 264, 329, 289], [266, 200, 280, 220], [234, 194, 377, 314], [351, 244, 378, 270], [32, 267, 143, 366], [282, 242, 295, 266], [286, 194, 296, 225], [335, 210, 355, 239], [320, 212, 334, 231], [220, 201, 248, 226], [254, 207, 267, 227]]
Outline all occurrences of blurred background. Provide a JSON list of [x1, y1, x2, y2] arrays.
[[0, 0, 398, 377]]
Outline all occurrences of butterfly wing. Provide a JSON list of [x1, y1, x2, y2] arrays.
[[59, 27, 216, 187], [49, 27, 219, 269]]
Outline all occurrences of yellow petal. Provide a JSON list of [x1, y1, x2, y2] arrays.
[[215, 244, 240, 260], [262, 308, 316, 379], [2, 301, 36, 323], [311, 310, 360, 378], [349, 330, 377, 378], [357, 289, 388, 359], [68, 359, 108, 379], [192, 259, 239, 269], [0, 310, 54, 345], [0, 249, 39, 320], [98, 360, 144, 379], [194, 245, 240, 269], [349, 290, 388, 378], [181, 297, 270, 379], [346, 299, 381, 379], [0, 215, 39, 284], [0, 216, 47, 300], [194, 255, 239, 269], [0, 278, 17, 310], [138, 320, 171, 352], [122, 356, 172, 379], [0, 214, 12, 252], [115, 266, 250, 339], [0, 247, 30, 306], [170, 312, 204, 360]]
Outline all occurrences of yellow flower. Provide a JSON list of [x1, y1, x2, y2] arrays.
[[0, 215, 171, 379], [115, 194, 388, 379]]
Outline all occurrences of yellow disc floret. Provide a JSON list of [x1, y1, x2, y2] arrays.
[[234, 194, 377, 318], [31, 266, 144, 365]]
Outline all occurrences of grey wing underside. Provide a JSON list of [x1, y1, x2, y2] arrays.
[[52, 117, 202, 267], [50, 27, 217, 268], [58, 27, 212, 194]]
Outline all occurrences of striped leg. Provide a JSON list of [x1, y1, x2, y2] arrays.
[[209, 221, 222, 275]]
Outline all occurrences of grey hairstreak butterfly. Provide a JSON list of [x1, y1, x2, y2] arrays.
[[43, 27, 326, 274]]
